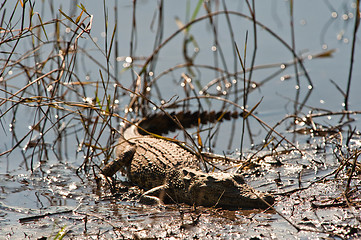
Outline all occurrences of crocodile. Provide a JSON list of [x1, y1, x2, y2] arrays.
[[101, 115, 275, 209]]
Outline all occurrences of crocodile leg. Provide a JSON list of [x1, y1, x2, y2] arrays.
[[139, 184, 168, 205], [101, 146, 136, 177]]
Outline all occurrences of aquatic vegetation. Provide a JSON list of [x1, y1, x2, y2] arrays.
[[0, 0, 360, 239]]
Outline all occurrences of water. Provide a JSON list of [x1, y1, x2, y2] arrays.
[[1, 0, 361, 239]]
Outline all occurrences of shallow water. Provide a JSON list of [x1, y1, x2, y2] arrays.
[[1, 0, 361, 239], [1, 141, 360, 239]]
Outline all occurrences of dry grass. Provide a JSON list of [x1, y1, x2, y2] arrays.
[[1, 1, 361, 238]]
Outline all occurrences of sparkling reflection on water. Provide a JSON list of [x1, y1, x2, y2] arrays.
[[1, 0, 361, 238]]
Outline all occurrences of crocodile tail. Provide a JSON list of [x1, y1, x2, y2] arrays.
[[137, 110, 244, 136]]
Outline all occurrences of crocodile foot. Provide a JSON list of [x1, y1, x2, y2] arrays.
[[139, 185, 167, 206]]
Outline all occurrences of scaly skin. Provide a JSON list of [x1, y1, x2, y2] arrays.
[[102, 124, 275, 209]]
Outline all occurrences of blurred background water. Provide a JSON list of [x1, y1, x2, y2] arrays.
[[1, 0, 360, 238]]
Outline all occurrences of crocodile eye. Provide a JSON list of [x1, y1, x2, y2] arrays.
[[183, 169, 196, 178]]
